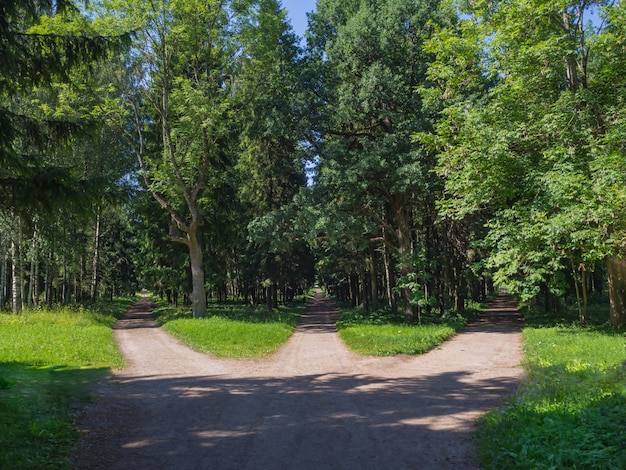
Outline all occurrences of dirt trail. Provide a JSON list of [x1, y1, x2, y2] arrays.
[[73, 292, 523, 469]]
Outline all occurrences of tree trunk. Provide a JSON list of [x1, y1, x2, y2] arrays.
[[607, 256, 626, 328], [27, 233, 36, 308], [90, 208, 101, 302], [349, 273, 359, 307], [45, 251, 53, 305], [368, 245, 379, 307], [570, 259, 586, 326], [382, 231, 394, 308], [562, 10, 579, 93], [580, 266, 588, 326], [62, 254, 68, 304], [186, 226, 207, 318], [396, 203, 414, 323], [0, 251, 6, 309], [11, 239, 22, 313]]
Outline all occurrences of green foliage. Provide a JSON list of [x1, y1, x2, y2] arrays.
[[0, 0, 129, 214], [422, 0, 626, 318], [153, 303, 303, 357], [307, 0, 461, 317], [0, 302, 127, 469], [477, 319, 626, 469]]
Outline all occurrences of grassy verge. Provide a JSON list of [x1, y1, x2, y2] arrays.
[[0, 298, 133, 469], [335, 304, 466, 356], [477, 305, 626, 469], [153, 303, 303, 358]]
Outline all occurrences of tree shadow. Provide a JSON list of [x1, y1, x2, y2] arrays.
[[74, 370, 520, 470]]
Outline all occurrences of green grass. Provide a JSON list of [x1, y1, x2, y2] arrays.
[[477, 320, 626, 469], [335, 304, 466, 356], [0, 308, 125, 368], [154, 303, 303, 358], [337, 323, 462, 356], [0, 298, 133, 469]]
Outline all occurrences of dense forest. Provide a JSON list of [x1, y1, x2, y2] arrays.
[[1, 0, 624, 326]]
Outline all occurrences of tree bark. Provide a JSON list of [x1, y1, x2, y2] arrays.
[[368, 245, 378, 306], [395, 202, 415, 323], [0, 251, 6, 309], [45, 251, 53, 305], [607, 256, 626, 328], [382, 229, 394, 308], [562, 10, 579, 93], [186, 225, 207, 319], [11, 239, 22, 313], [90, 208, 101, 302], [27, 232, 36, 307], [570, 259, 587, 327]]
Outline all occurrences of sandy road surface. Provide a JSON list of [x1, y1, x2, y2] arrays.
[[72, 292, 523, 469]]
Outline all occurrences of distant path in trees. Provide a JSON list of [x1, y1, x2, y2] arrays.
[[72, 291, 523, 469]]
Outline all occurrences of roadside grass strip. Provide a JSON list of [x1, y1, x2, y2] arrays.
[[154, 304, 302, 358], [477, 325, 626, 469], [337, 323, 460, 356], [0, 299, 132, 469], [335, 305, 465, 356]]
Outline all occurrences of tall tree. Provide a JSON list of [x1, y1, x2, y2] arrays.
[[307, 0, 456, 321], [424, 0, 626, 324], [236, 0, 311, 307], [98, 0, 244, 317], [0, 0, 126, 214], [0, 1, 131, 310]]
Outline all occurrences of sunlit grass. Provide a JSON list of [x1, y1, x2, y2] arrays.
[[477, 320, 626, 469], [155, 303, 302, 358], [0, 308, 125, 369], [0, 299, 132, 469], [335, 304, 465, 356], [337, 323, 460, 356]]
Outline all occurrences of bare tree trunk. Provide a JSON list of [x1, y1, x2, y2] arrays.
[[27, 230, 38, 307], [453, 264, 465, 313], [0, 251, 6, 309], [45, 256, 52, 305], [607, 256, 626, 328], [570, 259, 586, 326], [11, 239, 22, 313], [382, 228, 394, 308], [579, 265, 588, 326], [31, 247, 39, 307], [62, 255, 68, 304], [90, 208, 101, 302], [396, 203, 415, 323], [562, 10, 579, 93], [186, 225, 207, 318], [368, 245, 379, 307]]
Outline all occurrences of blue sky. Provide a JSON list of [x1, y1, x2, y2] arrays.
[[281, 0, 317, 39]]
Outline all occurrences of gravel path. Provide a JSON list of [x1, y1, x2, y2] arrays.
[[72, 291, 523, 469]]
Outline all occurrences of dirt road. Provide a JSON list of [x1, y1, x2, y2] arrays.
[[72, 292, 523, 469]]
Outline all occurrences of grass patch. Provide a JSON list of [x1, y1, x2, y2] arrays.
[[154, 303, 303, 358], [477, 316, 626, 469], [0, 308, 126, 369], [0, 299, 131, 469], [336, 305, 466, 356]]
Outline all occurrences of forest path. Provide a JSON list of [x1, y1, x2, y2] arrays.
[[73, 291, 523, 470]]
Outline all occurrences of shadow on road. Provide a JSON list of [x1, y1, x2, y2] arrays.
[[75, 368, 518, 470]]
